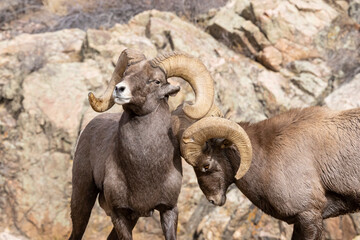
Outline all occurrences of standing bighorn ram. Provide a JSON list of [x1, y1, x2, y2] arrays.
[[69, 49, 215, 240], [180, 106, 360, 239]]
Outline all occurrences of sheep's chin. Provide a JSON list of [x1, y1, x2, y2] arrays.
[[114, 97, 131, 105]]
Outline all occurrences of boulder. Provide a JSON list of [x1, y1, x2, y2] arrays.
[[349, 0, 360, 24], [325, 74, 360, 110]]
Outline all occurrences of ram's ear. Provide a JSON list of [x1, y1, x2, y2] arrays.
[[158, 84, 180, 99]]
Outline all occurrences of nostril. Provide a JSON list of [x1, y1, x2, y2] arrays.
[[119, 86, 125, 92]]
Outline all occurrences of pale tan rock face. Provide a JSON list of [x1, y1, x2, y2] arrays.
[[1, 2, 360, 240], [325, 73, 360, 110], [22, 61, 103, 140]]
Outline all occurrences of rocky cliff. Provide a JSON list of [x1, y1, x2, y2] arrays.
[[1, 0, 360, 239]]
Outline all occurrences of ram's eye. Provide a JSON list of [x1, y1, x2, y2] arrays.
[[147, 79, 161, 84], [203, 164, 210, 171]]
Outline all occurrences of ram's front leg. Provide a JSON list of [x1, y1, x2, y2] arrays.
[[106, 228, 118, 240], [111, 209, 138, 240], [159, 205, 178, 240], [291, 210, 323, 240]]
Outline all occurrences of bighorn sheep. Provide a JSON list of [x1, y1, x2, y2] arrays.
[[180, 106, 360, 239], [69, 49, 215, 240]]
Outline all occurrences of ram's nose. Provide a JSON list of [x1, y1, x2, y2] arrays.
[[207, 195, 226, 206], [113, 82, 131, 96], [115, 85, 126, 94], [113, 82, 132, 105]]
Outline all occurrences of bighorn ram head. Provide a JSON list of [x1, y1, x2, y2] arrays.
[[88, 49, 214, 119], [180, 117, 252, 205]]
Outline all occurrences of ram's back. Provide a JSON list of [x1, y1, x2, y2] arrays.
[[248, 107, 360, 215], [316, 108, 360, 197]]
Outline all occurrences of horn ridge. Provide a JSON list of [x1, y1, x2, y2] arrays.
[[181, 117, 253, 180], [151, 52, 215, 120]]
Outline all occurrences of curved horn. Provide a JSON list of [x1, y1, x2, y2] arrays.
[[205, 103, 223, 118], [88, 49, 146, 112], [171, 103, 223, 144], [181, 117, 252, 180], [151, 52, 214, 119]]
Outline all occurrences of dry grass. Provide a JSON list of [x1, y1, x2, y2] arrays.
[[0, 0, 42, 27], [47, 0, 228, 31], [0, 0, 227, 38]]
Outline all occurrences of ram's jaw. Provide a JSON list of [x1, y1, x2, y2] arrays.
[[113, 96, 131, 105]]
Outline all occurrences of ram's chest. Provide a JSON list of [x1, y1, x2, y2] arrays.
[[106, 121, 181, 212], [119, 121, 174, 161], [116, 118, 180, 184]]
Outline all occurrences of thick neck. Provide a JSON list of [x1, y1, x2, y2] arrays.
[[226, 122, 262, 186], [123, 99, 170, 117], [116, 99, 174, 160], [231, 122, 271, 206]]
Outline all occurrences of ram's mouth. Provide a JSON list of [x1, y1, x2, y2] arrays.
[[114, 97, 131, 105]]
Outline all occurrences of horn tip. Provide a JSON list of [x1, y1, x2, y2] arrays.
[[235, 172, 244, 180], [88, 92, 95, 100], [88, 92, 102, 112], [235, 169, 248, 180], [88, 92, 97, 104]]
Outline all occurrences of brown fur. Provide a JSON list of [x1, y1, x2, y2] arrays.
[[69, 59, 182, 240], [193, 106, 360, 240]]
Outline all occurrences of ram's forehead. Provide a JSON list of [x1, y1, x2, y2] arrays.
[[124, 60, 147, 74], [124, 60, 164, 77]]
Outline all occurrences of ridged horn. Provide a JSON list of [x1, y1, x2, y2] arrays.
[[181, 117, 252, 180], [88, 49, 146, 112], [171, 103, 223, 144], [205, 103, 223, 118], [151, 52, 214, 119]]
